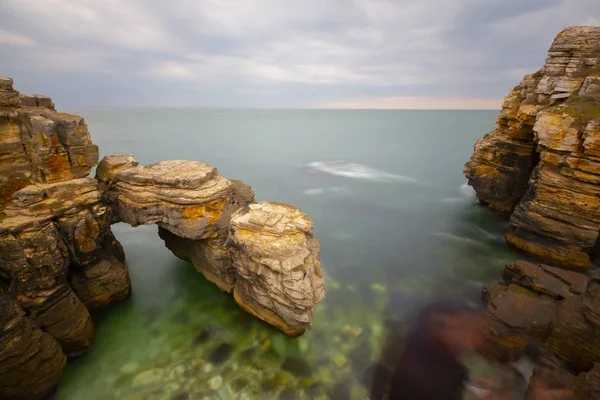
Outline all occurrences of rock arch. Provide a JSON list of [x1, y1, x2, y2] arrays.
[[0, 77, 324, 400]]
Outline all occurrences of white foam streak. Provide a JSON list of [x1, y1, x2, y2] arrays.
[[431, 232, 479, 244], [303, 186, 348, 196], [306, 161, 420, 184]]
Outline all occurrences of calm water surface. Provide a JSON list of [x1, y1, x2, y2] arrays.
[[55, 109, 521, 399]]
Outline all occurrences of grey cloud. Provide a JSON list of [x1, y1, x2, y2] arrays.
[[0, 0, 598, 108]]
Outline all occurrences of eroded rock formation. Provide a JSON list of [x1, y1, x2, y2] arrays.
[[97, 156, 323, 336], [229, 202, 325, 337], [0, 77, 132, 399], [0, 78, 324, 399], [482, 260, 600, 398], [465, 26, 600, 268], [0, 294, 66, 400]]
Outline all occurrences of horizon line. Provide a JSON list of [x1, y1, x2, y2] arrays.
[[65, 106, 501, 111]]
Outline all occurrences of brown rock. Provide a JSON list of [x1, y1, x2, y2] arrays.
[[0, 295, 66, 400], [581, 274, 600, 327], [95, 154, 138, 183], [576, 363, 600, 400], [0, 77, 20, 107], [485, 284, 557, 355], [106, 159, 235, 240], [544, 296, 600, 372], [465, 26, 600, 268], [69, 232, 131, 310], [230, 202, 325, 336], [0, 95, 99, 210], [159, 228, 236, 293], [0, 222, 95, 356], [19, 94, 56, 110], [525, 367, 576, 400], [157, 178, 255, 293], [503, 260, 574, 299], [540, 264, 589, 295]]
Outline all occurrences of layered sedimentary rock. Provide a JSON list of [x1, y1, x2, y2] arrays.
[[0, 294, 66, 400], [465, 26, 600, 268], [0, 77, 325, 399], [482, 261, 600, 374], [229, 202, 325, 337], [0, 78, 98, 210], [576, 363, 600, 399], [97, 155, 256, 293], [98, 156, 325, 335], [0, 79, 131, 397]]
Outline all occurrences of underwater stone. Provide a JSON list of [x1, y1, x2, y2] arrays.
[[132, 368, 163, 388], [164, 382, 182, 394], [329, 379, 352, 400], [231, 377, 249, 392], [371, 283, 387, 293], [120, 362, 139, 374], [209, 343, 233, 365], [208, 376, 223, 390], [278, 387, 301, 400], [281, 357, 312, 378]]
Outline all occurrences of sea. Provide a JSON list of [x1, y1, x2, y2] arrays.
[[54, 109, 523, 399]]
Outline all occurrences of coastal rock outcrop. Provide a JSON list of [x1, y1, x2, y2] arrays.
[[482, 261, 600, 374], [465, 26, 600, 268], [229, 202, 325, 337], [0, 294, 66, 400], [98, 157, 325, 334], [0, 77, 324, 399]]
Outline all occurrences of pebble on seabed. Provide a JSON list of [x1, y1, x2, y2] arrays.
[[209, 375, 223, 390]]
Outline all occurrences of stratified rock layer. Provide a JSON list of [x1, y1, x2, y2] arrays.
[[482, 261, 600, 374], [0, 79, 132, 398], [0, 294, 66, 400], [0, 78, 98, 211], [0, 78, 326, 399], [99, 156, 325, 335], [465, 26, 600, 268], [230, 202, 325, 337]]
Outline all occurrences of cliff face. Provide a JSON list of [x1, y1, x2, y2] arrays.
[[0, 79, 325, 399], [465, 26, 600, 268]]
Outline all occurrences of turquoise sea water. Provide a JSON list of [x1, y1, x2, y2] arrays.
[[55, 109, 521, 399]]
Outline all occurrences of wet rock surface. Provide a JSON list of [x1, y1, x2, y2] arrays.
[[465, 26, 600, 268]]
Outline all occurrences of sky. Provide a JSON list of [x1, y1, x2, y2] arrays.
[[0, 0, 599, 109]]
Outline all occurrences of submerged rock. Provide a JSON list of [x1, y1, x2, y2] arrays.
[[209, 343, 234, 365], [281, 357, 312, 378], [464, 26, 600, 268]]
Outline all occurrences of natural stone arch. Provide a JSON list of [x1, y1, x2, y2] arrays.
[[0, 77, 324, 400], [97, 155, 325, 337]]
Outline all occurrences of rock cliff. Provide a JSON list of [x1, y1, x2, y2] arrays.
[[0, 78, 324, 399], [465, 26, 600, 268]]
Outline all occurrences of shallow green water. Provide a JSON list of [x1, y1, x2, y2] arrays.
[[55, 109, 522, 399]]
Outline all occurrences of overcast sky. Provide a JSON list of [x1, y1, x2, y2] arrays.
[[1, 0, 599, 109]]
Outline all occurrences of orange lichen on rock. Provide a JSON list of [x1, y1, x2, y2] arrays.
[[465, 26, 600, 268]]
